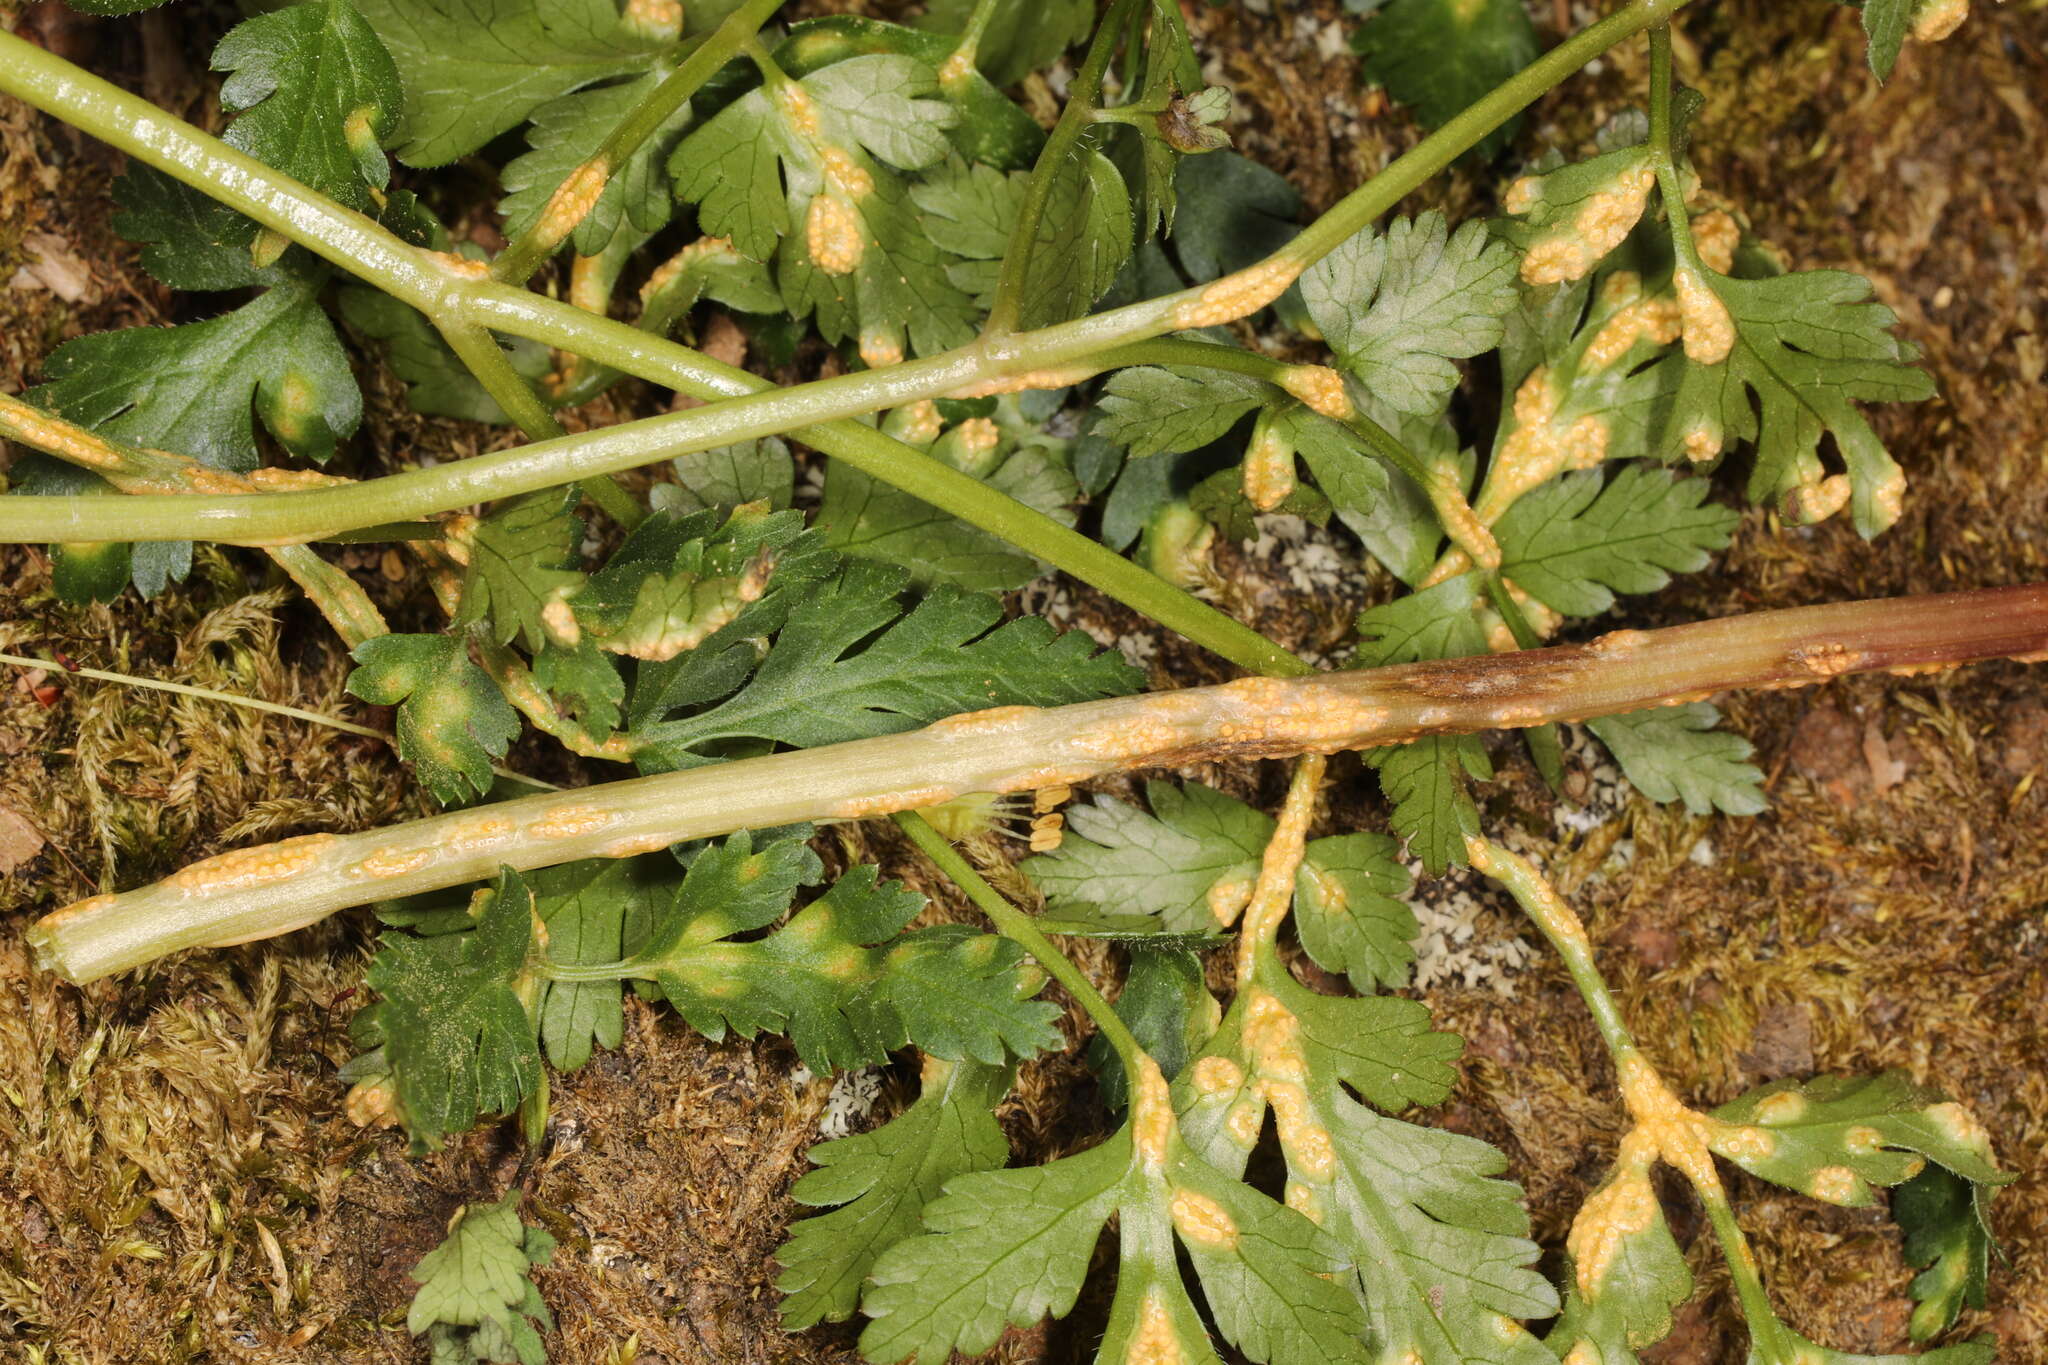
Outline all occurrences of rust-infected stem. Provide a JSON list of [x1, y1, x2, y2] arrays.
[[29, 585, 2048, 984]]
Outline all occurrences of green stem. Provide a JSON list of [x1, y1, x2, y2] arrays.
[[983, 0, 1142, 336], [1697, 1187, 1796, 1361], [893, 810, 1145, 1073], [947, 0, 1003, 67], [492, 0, 787, 284], [1645, 25, 1700, 263], [1472, 838, 1636, 1060], [437, 319, 646, 530]]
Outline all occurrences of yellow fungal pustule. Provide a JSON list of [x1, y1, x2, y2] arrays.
[[446, 816, 516, 854], [1563, 1342, 1600, 1365], [1132, 1055, 1176, 1171], [1520, 164, 1656, 285], [1242, 427, 1297, 512], [1843, 1125, 1886, 1157], [1033, 784, 1072, 815], [1692, 210, 1741, 276], [1125, 1290, 1182, 1365], [1205, 875, 1256, 927], [599, 831, 675, 858], [0, 395, 125, 469], [38, 893, 118, 930], [1224, 1096, 1264, 1147], [621, 0, 681, 38], [1808, 1166, 1862, 1205], [1504, 175, 1542, 216], [1617, 1053, 1722, 1190], [1794, 641, 1860, 677], [1754, 1090, 1808, 1126], [169, 834, 337, 895], [1168, 1188, 1238, 1249], [541, 596, 582, 648], [937, 48, 976, 87], [1285, 1182, 1324, 1224], [1675, 266, 1736, 365], [858, 331, 905, 370], [1872, 467, 1907, 530], [1465, 840, 1591, 956], [1925, 1101, 1996, 1156], [1783, 472, 1852, 525], [1170, 258, 1304, 330], [344, 1077, 400, 1129], [427, 250, 490, 279], [929, 704, 1042, 738], [818, 145, 874, 199], [538, 158, 612, 245], [246, 467, 346, 492], [525, 805, 615, 841], [1191, 1056, 1244, 1096], [828, 785, 957, 820], [1067, 690, 1210, 764], [893, 399, 944, 446], [946, 365, 1098, 399], [775, 83, 822, 140], [1912, 0, 1969, 42], [1683, 419, 1722, 463], [1279, 364, 1353, 420], [1028, 813, 1065, 852], [1299, 863, 1348, 917], [806, 194, 865, 275], [1582, 294, 1683, 371], [955, 417, 1001, 453], [1474, 367, 1610, 523], [349, 846, 436, 880], [1233, 757, 1323, 980], [1711, 1124, 1777, 1163], [640, 236, 733, 301]]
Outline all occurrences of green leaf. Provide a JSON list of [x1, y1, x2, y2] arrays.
[[1097, 364, 1274, 459], [623, 848, 1063, 1071], [524, 856, 676, 1070], [1353, 572, 1489, 666], [568, 503, 779, 661], [1586, 704, 1767, 818], [914, 149, 1132, 329], [407, 1190, 555, 1364], [1168, 150, 1302, 286], [672, 53, 954, 258], [1862, 0, 1914, 79], [1295, 832, 1417, 992], [1493, 465, 1738, 618], [1368, 738, 1489, 877], [1352, 0, 1539, 162], [1670, 268, 1934, 537], [914, 0, 1094, 87], [630, 562, 1141, 769], [1302, 211, 1519, 417], [1546, 1156, 1693, 1365], [454, 489, 586, 654], [774, 17, 1047, 169], [9, 455, 187, 600], [346, 634, 520, 804], [530, 639, 624, 737], [776, 1058, 1012, 1330], [863, 1122, 1372, 1365], [1022, 780, 1275, 934], [350, 0, 663, 166], [662, 438, 795, 515], [1283, 403, 1449, 586], [1896, 1165, 1996, 1341], [1707, 1073, 2010, 1207], [1091, 948, 1219, 1113], [30, 274, 359, 468], [338, 287, 552, 424], [818, 415, 1077, 593], [1178, 971, 1543, 1360], [112, 165, 272, 291], [365, 868, 542, 1148], [213, 0, 402, 210], [498, 72, 694, 258]]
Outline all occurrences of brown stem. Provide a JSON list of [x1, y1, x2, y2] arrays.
[[29, 585, 2048, 984]]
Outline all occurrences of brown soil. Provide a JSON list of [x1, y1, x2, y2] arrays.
[[2, 1, 2046, 1362]]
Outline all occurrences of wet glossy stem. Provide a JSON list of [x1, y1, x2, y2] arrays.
[[983, 0, 1143, 336], [893, 810, 1145, 1073], [491, 0, 788, 285], [30, 585, 2048, 984], [437, 318, 645, 530]]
